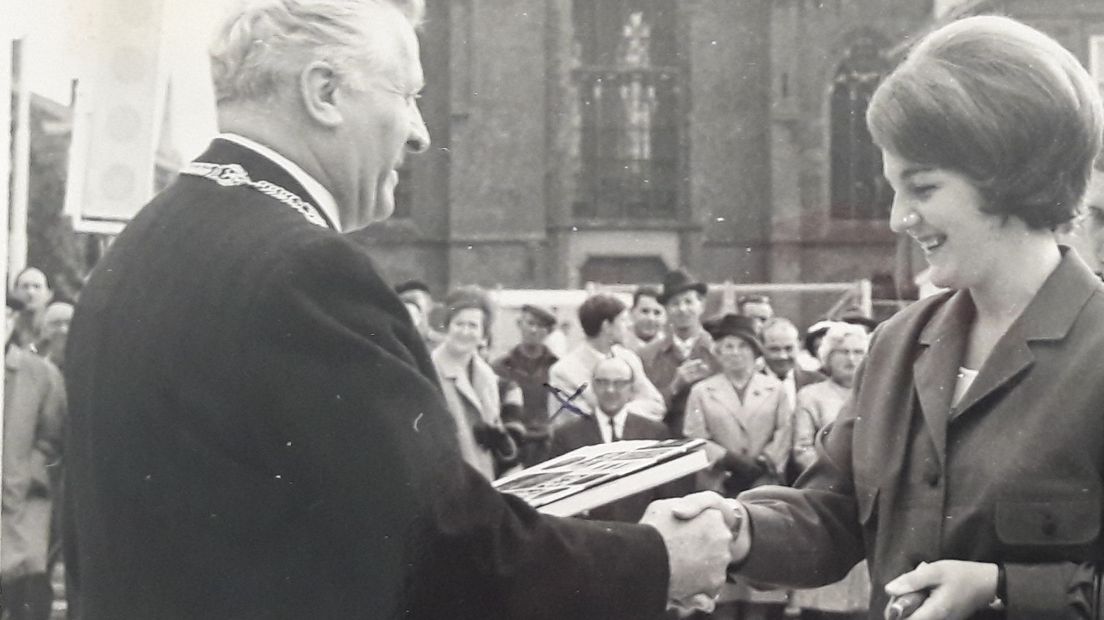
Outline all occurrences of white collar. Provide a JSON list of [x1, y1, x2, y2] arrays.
[[595, 406, 630, 443], [217, 133, 343, 232]]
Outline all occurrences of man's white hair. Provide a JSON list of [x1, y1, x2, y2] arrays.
[[209, 0, 425, 105]]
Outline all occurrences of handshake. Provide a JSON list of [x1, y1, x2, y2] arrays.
[[638, 492, 753, 616]]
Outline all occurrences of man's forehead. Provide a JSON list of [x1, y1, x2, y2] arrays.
[[594, 358, 632, 378]]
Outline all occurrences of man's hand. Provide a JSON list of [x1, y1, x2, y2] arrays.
[[883, 560, 998, 620], [672, 358, 712, 392], [640, 492, 733, 612]]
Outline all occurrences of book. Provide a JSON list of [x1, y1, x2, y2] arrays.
[[493, 438, 710, 517]]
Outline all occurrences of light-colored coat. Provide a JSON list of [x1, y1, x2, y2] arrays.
[[683, 372, 793, 491], [2, 346, 66, 579], [432, 348, 512, 480]]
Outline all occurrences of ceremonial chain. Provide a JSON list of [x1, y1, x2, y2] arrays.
[[180, 162, 330, 229]]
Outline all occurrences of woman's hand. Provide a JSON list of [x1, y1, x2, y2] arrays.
[[884, 560, 998, 620]]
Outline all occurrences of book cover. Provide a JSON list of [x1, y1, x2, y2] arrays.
[[493, 438, 710, 517]]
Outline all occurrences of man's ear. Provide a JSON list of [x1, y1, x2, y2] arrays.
[[299, 61, 344, 127]]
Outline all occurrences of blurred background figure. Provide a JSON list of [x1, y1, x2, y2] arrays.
[[547, 293, 665, 424], [641, 269, 717, 437], [396, 279, 445, 349], [35, 301, 73, 371], [736, 294, 774, 336], [625, 285, 666, 353], [760, 317, 825, 407], [1058, 161, 1104, 277], [10, 268, 54, 350], [492, 304, 559, 466], [683, 313, 792, 620], [2, 297, 66, 620], [789, 322, 871, 620], [548, 356, 676, 522], [432, 287, 518, 479]]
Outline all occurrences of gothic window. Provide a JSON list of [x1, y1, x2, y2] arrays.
[[829, 32, 891, 220], [573, 0, 681, 220]]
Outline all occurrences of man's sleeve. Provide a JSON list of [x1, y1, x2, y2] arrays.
[[247, 237, 671, 619]]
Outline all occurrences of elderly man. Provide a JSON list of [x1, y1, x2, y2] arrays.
[[64, 2, 732, 618], [760, 317, 825, 405], [549, 356, 676, 522]]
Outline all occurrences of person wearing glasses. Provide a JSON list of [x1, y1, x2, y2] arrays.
[[548, 356, 676, 522]]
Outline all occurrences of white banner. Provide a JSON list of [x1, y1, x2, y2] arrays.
[[64, 0, 168, 234]]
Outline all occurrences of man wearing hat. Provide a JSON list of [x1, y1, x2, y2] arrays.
[[492, 304, 560, 466], [640, 269, 720, 436]]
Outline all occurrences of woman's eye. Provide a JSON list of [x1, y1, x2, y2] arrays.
[[909, 184, 936, 198]]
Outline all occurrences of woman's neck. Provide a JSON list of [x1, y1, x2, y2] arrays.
[[724, 367, 752, 386], [969, 232, 1060, 324]]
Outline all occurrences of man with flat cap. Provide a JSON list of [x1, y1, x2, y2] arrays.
[[641, 269, 720, 436], [63, 1, 734, 618], [492, 304, 559, 466]]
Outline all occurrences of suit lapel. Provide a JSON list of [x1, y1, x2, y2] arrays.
[[585, 415, 606, 444]]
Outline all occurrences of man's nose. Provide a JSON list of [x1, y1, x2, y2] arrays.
[[406, 109, 430, 154]]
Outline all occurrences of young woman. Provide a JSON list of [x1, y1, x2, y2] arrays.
[[728, 15, 1104, 619]]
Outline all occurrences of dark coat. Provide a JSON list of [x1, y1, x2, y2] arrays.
[[738, 249, 1104, 619], [549, 412, 679, 522], [639, 331, 720, 436], [64, 139, 667, 620]]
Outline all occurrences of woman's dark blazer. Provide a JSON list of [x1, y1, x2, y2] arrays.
[[738, 248, 1104, 619]]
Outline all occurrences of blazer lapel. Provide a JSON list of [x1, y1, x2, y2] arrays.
[[954, 249, 1096, 419], [913, 291, 972, 463]]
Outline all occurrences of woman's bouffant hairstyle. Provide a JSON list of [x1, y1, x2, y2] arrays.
[[867, 15, 1104, 230], [443, 285, 494, 331]]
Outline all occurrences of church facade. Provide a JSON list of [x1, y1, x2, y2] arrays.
[[360, 0, 1104, 320]]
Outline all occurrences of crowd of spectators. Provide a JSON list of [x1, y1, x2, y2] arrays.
[[402, 268, 883, 619]]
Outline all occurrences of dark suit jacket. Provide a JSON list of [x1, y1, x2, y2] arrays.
[[738, 249, 1104, 618], [64, 139, 667, 620], [549, 412, 681, 522]]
